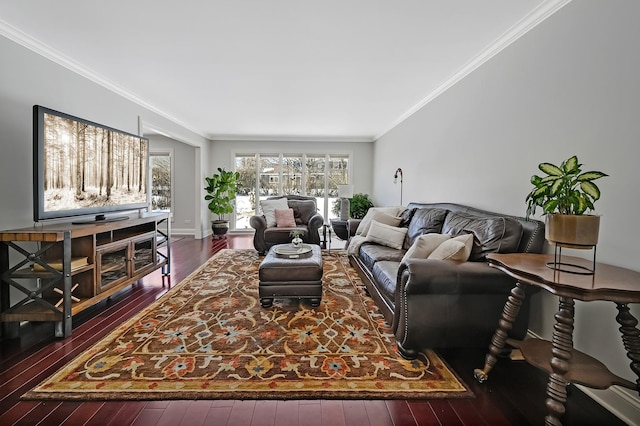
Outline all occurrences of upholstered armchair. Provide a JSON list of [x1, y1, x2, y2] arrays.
[[250, 195, 324, 255]]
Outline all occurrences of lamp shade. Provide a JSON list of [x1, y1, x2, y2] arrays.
[[338, 184, 354, 199]]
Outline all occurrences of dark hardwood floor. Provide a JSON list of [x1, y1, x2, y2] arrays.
[[0, 235, 626, 425]]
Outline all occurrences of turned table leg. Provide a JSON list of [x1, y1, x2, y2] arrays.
[[474, 281, 526, 383], [615, 303, 640, 394], [544, 296, 575, 426]]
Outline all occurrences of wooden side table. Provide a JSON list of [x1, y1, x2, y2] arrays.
[[474, 253, 640, 426]]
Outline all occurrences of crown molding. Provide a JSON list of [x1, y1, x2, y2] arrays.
[[374, 0, 573, 141], [208, 134, 374, 143], [0, 18, 207, 139]]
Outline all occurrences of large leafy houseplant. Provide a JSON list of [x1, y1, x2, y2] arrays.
[[331, 192, 374, 219], [525, 155, 608, 219], [350, 193, 374, 219], [204, 168, 239, 236], [525, 155, 607, 247]]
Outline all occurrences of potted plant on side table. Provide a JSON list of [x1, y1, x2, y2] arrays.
[[525, 155, 608, 272], [205, 167, 240, 239]]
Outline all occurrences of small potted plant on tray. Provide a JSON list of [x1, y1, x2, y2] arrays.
[[290, 229, 304, 248], [525, 155, 608, 247]]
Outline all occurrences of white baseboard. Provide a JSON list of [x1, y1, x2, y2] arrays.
[[171, 227, 196, 236], [576, 385, 640, 426]]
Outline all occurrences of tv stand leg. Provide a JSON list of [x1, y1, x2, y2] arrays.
[[54, 321, 64, 338]]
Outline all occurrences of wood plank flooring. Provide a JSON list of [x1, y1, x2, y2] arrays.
[[0, 235, 627, 425]]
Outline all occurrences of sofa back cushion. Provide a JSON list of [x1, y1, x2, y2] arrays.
[[441, 211, 523, 261], [405, 208, 448, 249], [288, 199, 317, 225]]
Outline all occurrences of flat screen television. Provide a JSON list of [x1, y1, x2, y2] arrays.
[[33, 105, 150, 224]]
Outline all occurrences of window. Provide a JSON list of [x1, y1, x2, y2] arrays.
[[150, 151, 173, 216], [234, 153, 350, 230]]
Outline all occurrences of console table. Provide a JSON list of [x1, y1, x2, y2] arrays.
[[473, 253, 640, 426]]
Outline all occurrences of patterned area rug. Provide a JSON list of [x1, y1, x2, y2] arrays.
[[23, 249, 472, 400]]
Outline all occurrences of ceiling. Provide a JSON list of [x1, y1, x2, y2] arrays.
[[0, 1, 566, 141]]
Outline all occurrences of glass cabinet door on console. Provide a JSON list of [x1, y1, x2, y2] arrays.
[[96, 241, 130, 293], [131, 233, 157, 276], [95, 232, 157, 293]]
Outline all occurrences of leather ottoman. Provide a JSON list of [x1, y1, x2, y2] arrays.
[[258, 244, 323, 308]]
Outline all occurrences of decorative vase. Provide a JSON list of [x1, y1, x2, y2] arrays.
[[545, 214, 600, 248], [291, 236, 302, 248]]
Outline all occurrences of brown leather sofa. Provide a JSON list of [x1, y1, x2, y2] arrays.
[[348, 202, 545, 359], [250, 195, 324, 255]]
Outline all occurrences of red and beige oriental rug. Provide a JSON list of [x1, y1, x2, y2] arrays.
[[23, 249, 472, 401]]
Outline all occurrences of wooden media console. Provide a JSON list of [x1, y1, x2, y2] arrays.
[[0, 212, 170, 338]]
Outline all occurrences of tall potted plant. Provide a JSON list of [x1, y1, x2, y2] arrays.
[[525, 155, 608, 247], [204, 167, 240, 238]]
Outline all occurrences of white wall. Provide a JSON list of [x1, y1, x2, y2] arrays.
[[373, 1, 640, 421], [0, 35, 211, 235]]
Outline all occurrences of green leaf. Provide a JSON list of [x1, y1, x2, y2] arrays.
[[549, 178, 563, 196], [577, 171, 608, 181], [532, 186, 548, 198], [575, 196, 588, 215], [543, 199, 558, 213], [540, 175, 560, 185], [580, 181, 601, 200], [539, 163, 563, 176], [563, 155, 579, 173]]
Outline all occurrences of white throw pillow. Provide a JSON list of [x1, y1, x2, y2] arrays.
[[402, 233, 451, 263], [260, 198, 289, 227], [427, 233, 474, 261], [366, 220, 408, 250], [356, 207, 405, 236]]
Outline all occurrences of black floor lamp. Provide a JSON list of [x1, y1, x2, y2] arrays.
[[393, 168, 403, 205]]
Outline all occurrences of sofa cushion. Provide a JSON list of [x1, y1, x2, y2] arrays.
[[366, 220, 408, 250], [288, 199, 317, 225], [441, 211, 523, 261], [427, 233, 474, 261], [264, 227, 307, 244], [402, 233, 451, 263], [358, 243, 405, 272], [356, 206, 405, 236], [260, 198, 290, 227], [399, 207, 417, 227], [371, 260, 400, 307], [405, 208, 448, 249], [275, 209, 296, 227]]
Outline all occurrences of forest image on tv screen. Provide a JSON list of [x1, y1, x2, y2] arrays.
[[43, 112, 148, 213]]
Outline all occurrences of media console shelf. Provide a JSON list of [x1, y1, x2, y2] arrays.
[[0, 212, 170, 338]]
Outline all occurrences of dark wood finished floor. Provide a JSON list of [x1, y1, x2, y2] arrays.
[[0, 235, 626, 425]]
